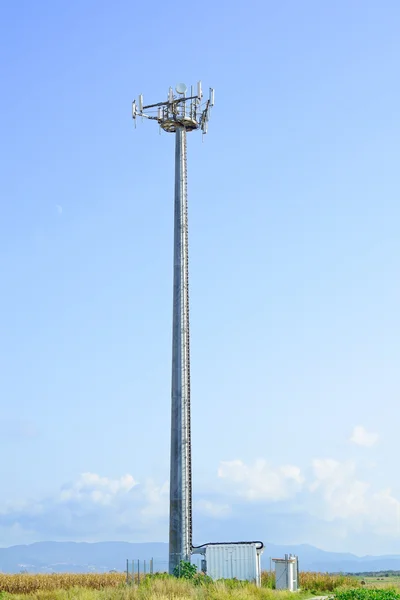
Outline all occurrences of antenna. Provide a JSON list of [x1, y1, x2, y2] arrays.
[[209, 88, 215, 107], [131, 82, 214, 575], [176, 83, 187, 95], [132, 80, 213, 135]]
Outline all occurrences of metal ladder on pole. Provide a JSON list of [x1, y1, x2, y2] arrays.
[[183, 128, 193, 554]]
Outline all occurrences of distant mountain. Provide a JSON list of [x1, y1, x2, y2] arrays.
[[262, 543, 400, 574], [0, 542, 167, 574], [1, 541, 400, 574]]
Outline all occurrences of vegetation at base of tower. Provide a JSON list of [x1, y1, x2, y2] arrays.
[[173, 560, 198, 579], [171, 560, 213, 585], [0, 570, 362, 597], [0, 578, 301, 599]]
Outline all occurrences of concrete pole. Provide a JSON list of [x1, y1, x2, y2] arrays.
[[169, 126, 192, 573]]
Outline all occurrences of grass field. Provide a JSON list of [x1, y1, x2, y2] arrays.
[[335, 589, 400, 600], [357, 577, 400, 590], [263, 572, 359, 592], [0, 576, 302, 599], [0, 571, 361, 598]]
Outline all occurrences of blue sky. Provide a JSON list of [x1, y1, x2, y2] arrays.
[[1, 0, 400, 555]]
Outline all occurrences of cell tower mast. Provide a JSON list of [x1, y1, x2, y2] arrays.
[[132, 82, 214, 573]]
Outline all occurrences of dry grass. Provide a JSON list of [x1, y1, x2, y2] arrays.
[[0, 573, 125, 594], [300, 572, 360, 592], [0, 577, 300, 600], [261, 571, 360, 592], [0, 571, 360, 598]]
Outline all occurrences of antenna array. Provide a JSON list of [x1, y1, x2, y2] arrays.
[[132, 81, 214, 135]]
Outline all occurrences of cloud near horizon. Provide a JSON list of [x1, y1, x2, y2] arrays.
[[0, 473, 169, 545], [0, 455, 399, 553], [350, 425, 379, 447], [217, 459, 304, 501]]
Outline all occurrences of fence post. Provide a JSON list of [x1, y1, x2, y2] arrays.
[[150, 558, 153, 575], [126, 559, 129, 584], [132, 559, 135, 585], [144, 559, 146, 575], [138, 559, 140, 585]]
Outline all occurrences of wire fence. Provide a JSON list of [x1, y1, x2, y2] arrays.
[[125, 556, 204, 584]]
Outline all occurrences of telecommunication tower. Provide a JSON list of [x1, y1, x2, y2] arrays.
[[132, 82, 214, 573]]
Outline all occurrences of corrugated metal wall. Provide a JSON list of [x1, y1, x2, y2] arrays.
[[205, 544, 259, 582]]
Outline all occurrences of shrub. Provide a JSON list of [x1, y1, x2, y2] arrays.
[[173, 560, 198, 579]]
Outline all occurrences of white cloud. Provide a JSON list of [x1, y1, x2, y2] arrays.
[[309, 458, 400, 538], [350, 425, 379, 447], [139, 480, 169, 519], [1, 457, 400, 552], [0, 472, 168, 544], [218, 459, 304, 501], [310, 458, 369, 519], [368, 488, 400, 535], [217, 456, 400, 544], [59, 473, 137, 505]]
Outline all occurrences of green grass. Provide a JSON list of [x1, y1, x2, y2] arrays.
[[357, 578, 400, 590], [334, 589, 400, 600], [0, 578, 308, 600], [0, 571, 363, 599]]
